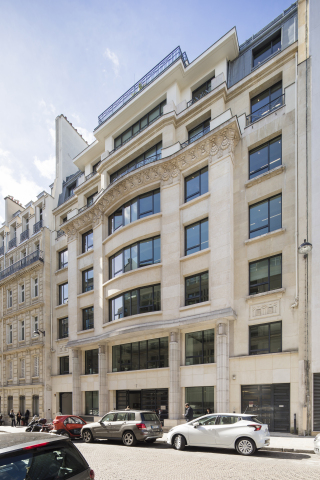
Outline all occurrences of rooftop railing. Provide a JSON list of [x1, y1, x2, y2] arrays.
[[97, 47, 189, 127], [181, 126, 210, 149], [0, 249, 43, 281], [246, 94, 285, 126]]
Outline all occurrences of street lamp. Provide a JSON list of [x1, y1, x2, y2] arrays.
[[298, 239, 312, 256], [33, 329, 45, 337]]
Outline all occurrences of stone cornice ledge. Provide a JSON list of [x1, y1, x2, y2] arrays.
[[66, 307, 237, 348], [246, 288, 285, 303], [61, 117, 241, 243], [245, 165, 285, 188], [244, 228, 286, 245]]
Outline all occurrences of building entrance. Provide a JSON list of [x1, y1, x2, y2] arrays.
[[241, 383, 290, 432], [116, 389, 168, 421], [60, 392, 73, 414]]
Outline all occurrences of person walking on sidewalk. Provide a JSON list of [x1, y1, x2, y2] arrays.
[[16, 411, 21, 426], [184, 403, 193, 422], [24, 409, 30, 425], [9, 409, 16, 427]]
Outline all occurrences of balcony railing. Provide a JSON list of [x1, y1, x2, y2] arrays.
[[33, 219, 43, 234], [8, 237, 16, 250], [0, 250, 43, 281], [110, 153, 162, 184], [187, 87, 212, 108], [246, 94, 285, 126], [85, 171, 97, 181], [20, 229, 29, 243], [97, 47, 189, 127], [0, 245, 4, 256], [56, 229, 66, 239], [181, 126, 210, 149]]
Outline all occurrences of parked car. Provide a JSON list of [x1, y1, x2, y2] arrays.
[[0, 431, 94, 480], [314, 434, 320, 454], [167, 413, 270, 455], [81, 410, 163, 446], [51, 415, 87, 439]]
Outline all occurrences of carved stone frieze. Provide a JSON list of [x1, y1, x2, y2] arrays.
[[250, 300, 280, 320], [62, 120, 240, 241]]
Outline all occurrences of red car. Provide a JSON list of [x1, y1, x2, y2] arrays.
[[51, 415, 87, 438]]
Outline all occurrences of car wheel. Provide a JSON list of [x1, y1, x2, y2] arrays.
[[25, 427, 32, 432], [173, 434, 186, 451], [122, 431, 137, 447], [82, 430, 94, 443], [145, 438, 157, 443], [236, 438, 256, 456]]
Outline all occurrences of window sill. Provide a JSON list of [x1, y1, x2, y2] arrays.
[[179, 192, 210, 210], [19, 377, 25, 380], [80, 373, 99, 377], [18, 301, 25, 306], [179, 301, 211, 312], [103, 212, 162, 245], [55, 266, 68, 275], [77, 328, 94, 335], [32, 376, 39, 380], [183, 361, 216, 367], [55, 303, 68, 310], [103, 263, 162, 287], [109, 367, 169, 375], [18, 340, 25, 344], [56, 337, 69, 342], [246, 288, 286, 302], [180, 248, 210, 262], [77, 290, 94, 299], [245, 228, 286, 245], [103, 310, 163, 327], [32, 296, 39, 301], [77, 248, 94, 260], [245, 165, 285, 189], [245, 103, 285, 129]]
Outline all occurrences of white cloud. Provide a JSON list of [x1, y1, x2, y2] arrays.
[[104, 48, 119, 74], [75, 126, 95, 145], [0, 165, 43, 210], [34, 155, 56, 180], [49, 128, 55, 145]]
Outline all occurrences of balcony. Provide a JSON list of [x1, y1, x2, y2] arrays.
[[33, 219, 43, 234], [96, 46, 189, 127], [0, 250, 43, 281], [56, 229, 66, 239], [110, 153, 162, 184], [187, 87, 212, 108], [246, 94, 285, 126], [8, 237, 16, 250], [20, 228, 29, 243], [181, 125, 210, 149], [0, 245, 4, 256]]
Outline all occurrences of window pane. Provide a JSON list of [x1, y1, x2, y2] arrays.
[[269, 195, 282, 232], [154, 237, 161, 263], [251, 89, 270, 114], [160, 337, 168, 368], [189, 125, 203, 142], [147, 338, 159, 368], [132, 342, 140, 370], [115, 137, 121, 148], [249, 259, 269, 294], [272, 35, 281, 54], [185, 172, 200, 201], [124, 292, 131, 317], [271, 81, 282, 101], [112, 345, 120, 372], [249, 144, 269, 178], [122, 128, 132, 143], [131, 199, 138, 222], [153, 284, 161, 311], [250, 324, 269, 354], [140, 115, 148, 129], [186, 331, 203, 365], [203, 329, 215, 363], [120, 343, 131, 371], [270, 255, 282, 290], [139, 286, 153, 313], [249, 200, 269, 238], [200, 168, 208, 195], [113, 210, 123, 231], [139, 340, 147, 370], [113, 252, 123, 277], [200, 272, 209, 302], [200, 220, 208, 250], [144, 146, 156, 160], [112, 296, 123, 320], [124, 204, 131, 225], [186, 223, 200, 255], [131, 289, 138, 316], [132, 122, 139, 135], [270, 321, 282, 353], [139, 239, 153, 265], [124, 247, 131, 273], [253, 43, 272, 67], [153, 190, 160, 213], [131, 244, 138, 270], [269, 137, 282, 169], [186, 275, 200, 305], [139, 193, 153, 217]]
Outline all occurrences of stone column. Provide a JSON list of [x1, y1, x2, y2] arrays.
[[98, 344, 108, 415], [169, 331, 180, 422], [93, 222, 103, 328], [216, 322, 229, 412], [72, 349, 81, 415]]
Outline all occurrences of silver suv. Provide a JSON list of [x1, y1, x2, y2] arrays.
[[81, 410, 163, 446]]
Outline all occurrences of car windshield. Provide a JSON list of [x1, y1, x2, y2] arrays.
[[141, 413, 159, 422], [0, 441, 88, 480]]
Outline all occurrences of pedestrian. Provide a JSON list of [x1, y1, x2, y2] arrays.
[[0, 414, 3, 426], [25, 409, 30, 425], [9, 409, 16, 427], [206, 408, 212, 414], [16, 411, 22, 426], [184, 403, 193, 422]]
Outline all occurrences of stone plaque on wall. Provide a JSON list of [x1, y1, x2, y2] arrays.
[[250, 300, 280, 320]]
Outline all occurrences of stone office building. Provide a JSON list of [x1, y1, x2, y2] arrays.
[[50, 1, 316, 433]]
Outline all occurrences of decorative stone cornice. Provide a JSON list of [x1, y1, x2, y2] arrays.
[[62, 118, 240, 242]]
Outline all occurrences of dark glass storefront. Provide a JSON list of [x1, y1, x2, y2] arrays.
[[116, 389, 168, 422]]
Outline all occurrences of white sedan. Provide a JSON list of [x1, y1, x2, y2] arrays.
[[167, 413, 270, 455], [314, 434, 320, 454]]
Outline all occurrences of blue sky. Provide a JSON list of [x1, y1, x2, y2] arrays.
[[0, 0, 293, 222]]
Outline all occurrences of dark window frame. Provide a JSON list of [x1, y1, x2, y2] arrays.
[[249, 321, 282, 355], [59, 283, 68, 305], [185, 328, 215, 365], [87, 192, 97, 207], [58, 317, 69, 339], [185, 218, 208, 256], [249, 254, 282, 295], [191, 77, 215, 102], [109, 236, 161, 279], [112, 337, 168, 372], [253, 32, 281, 68], [188, 119, 210, 145], [185, 271, 209, 306], [85, 391, 99, 415], [85, 349, 99, 375], [59, 356, 70, 375], [109, 284, 161, 321], [82, 267, 94, 293], [249, 82, 283, 124], [59, 248, 68, 269], [185, 167, 208, 203], [249, 136, 282, 179], [249, 194, 282, 238], [83, 306, 94, 331], [185, 386, 214, 419], [109, 189, 160, 235], [67, 182, 76, 198], [82, 229, 93, 253]]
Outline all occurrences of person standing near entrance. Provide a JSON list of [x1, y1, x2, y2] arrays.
[[184, 403, 193, 422], [25, 409, 30, 425], [9, 409, 16, 427], [16, 411, 22, 426]]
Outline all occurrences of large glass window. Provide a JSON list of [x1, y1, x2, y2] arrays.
[[85, 391, 99, 415], [112, 337, 168, 372], [185, 167, 208, 203], [110, 142, 162, 183], [60, 356, 69, 375], [250, 82, 283, 124], [185, 219, 208, 256], [109, 189, 160, 234], [82, 268, 94, 292], [249, 194, 282, 238], [249, 254, 282, 295], [59, 317, 68, 339], [185, 272, 209, 306], [110, 284, 161, 321], [59, 249, 68, 269], [188, 119, 210, 145], [109, 236, 160, 278], [185, 329, 214, 365], [83, 307, 94, 330], [114, 101, 166, 150], [191, 77, 214, 104], [87, 192, 97, 207], [85, 349, 98, 374], [249, 321, 282, 355], [253, 34, 281, 68], [185, 386, 214, 418], [59, 283, 68, 305], [82, 230, 93, 253], [249, 136, 282, 179]]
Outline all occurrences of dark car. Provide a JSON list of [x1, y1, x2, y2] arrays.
[[0, 431, 94, 480], [51, 415, 87, 438]]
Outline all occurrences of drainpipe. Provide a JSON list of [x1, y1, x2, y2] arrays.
[[291, 52, 299, 309]]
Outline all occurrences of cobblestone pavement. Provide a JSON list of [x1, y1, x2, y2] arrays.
[[76, 439, 320, 480]]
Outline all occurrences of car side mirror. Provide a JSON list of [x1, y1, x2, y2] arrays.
[[193, 422, 199, 428]]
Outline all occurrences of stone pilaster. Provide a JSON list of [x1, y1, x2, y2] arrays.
[[98, 344, 108, 415], [72, 348, 81, 415], [216, 322, 229, 412], [169, 331, 180, 420]]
